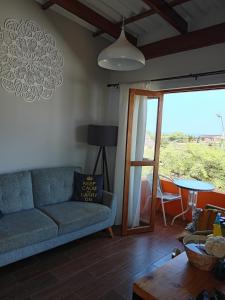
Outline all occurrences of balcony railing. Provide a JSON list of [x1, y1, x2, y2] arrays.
[[140, 179, 225, 222], [161, 179, 225, 221]]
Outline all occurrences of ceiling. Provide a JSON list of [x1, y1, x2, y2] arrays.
[[36, 0, 225, 59]]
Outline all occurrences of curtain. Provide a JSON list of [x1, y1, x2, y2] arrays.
[[114, 82, 149, 225], [103, 87, 119, 191], [129, 97, 147, 227], [113, 84, 130, 224]]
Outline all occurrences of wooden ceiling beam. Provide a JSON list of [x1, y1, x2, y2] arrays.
[[140, 22, 225, 60], [42, 0, 54, 10], [42, 0, 137, 45], [93, 0, 191, 38], [143, 0, 188, 34]]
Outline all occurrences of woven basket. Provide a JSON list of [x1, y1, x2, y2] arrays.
[[183, 234, 218, 271]]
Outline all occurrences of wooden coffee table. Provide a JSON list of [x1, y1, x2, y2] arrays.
[[133, 252, 224, 300]]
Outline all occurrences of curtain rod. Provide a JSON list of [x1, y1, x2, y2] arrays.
[[107, 69, 225, 88]]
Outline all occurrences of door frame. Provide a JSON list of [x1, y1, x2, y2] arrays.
[[122, 88, 164, 235]]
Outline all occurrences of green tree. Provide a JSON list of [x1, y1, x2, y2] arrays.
[[166, 131, 189, 142], [158, 142, 225, 191]]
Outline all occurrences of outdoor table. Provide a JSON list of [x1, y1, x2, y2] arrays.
[[171, 178, 215, 225]]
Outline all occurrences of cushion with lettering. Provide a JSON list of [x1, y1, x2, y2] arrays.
[[73, 172, 103, 203]]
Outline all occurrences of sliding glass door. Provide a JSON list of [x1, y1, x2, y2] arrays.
[[122, 89, 164, 235]]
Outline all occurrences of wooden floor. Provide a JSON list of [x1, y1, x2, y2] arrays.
[[0, 216, 185, 300]]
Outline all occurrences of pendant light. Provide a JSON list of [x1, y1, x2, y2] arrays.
[[97, 19, 145, 71]]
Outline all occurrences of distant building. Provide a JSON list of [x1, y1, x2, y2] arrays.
[[197, 134, 223, 142]]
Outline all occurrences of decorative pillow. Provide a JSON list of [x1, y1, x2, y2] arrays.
[[185, 208, 202, 232], [73, 172, 103, 203]]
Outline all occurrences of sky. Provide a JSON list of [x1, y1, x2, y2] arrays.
[[146, 89, 225, 136]]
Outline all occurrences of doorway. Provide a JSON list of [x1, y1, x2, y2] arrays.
[[122, 89, 163, 235]]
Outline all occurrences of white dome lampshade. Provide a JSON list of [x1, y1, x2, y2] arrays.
[[97, 28, 145, 71]]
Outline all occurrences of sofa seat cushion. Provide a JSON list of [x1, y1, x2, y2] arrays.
[[40, 201, 111, 235], [0, 209, 58, 254]]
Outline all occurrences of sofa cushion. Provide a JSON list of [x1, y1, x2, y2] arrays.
[[40, 201, 111, 235], [0, 208, 58, 253], [32, 167, 80, 207], [0, 171, 34, 214]]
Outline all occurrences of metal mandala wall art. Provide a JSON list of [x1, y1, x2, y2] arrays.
[[0, 19, 64, 102]]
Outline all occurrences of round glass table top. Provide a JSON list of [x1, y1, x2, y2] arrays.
[[173, 178, 215, 192]]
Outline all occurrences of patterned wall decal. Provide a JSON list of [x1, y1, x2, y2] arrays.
[[0, 19, 63, 102]]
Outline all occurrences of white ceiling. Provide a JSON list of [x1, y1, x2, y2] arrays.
[[35, 0, 225, 46]]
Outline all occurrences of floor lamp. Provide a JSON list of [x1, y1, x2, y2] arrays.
[[88, 125, 118, 191]]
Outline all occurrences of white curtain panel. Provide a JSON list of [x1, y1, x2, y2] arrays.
[[113, 82, 150, 225], [129, 97, 147, 227], [104, 87, 119, 126], [103, 87, 120, 191]]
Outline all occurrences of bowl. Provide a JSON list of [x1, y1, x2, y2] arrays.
[[183, 234, 218, 271]]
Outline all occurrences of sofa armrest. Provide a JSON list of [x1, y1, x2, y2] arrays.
[[102, 191, 117, 220]]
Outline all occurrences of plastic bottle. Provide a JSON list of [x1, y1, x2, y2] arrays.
[[213, 213, 222, 236]]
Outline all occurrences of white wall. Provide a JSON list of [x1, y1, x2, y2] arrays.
[[0, 0, 110, 174], [109, 43, 225, 90]]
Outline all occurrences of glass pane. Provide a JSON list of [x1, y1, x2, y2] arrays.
[[127, 166, 154, 229], [130, 96, 158, 161], [144, 98, 158, 161]]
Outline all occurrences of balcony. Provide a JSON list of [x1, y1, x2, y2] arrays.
[[141, 178, 225, 225], [141, 89, 225, 225]]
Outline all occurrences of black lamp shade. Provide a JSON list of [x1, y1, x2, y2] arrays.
[[88, 125, 118, 146]]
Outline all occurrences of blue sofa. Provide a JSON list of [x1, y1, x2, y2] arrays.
[[0, 167, 116, 267]]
